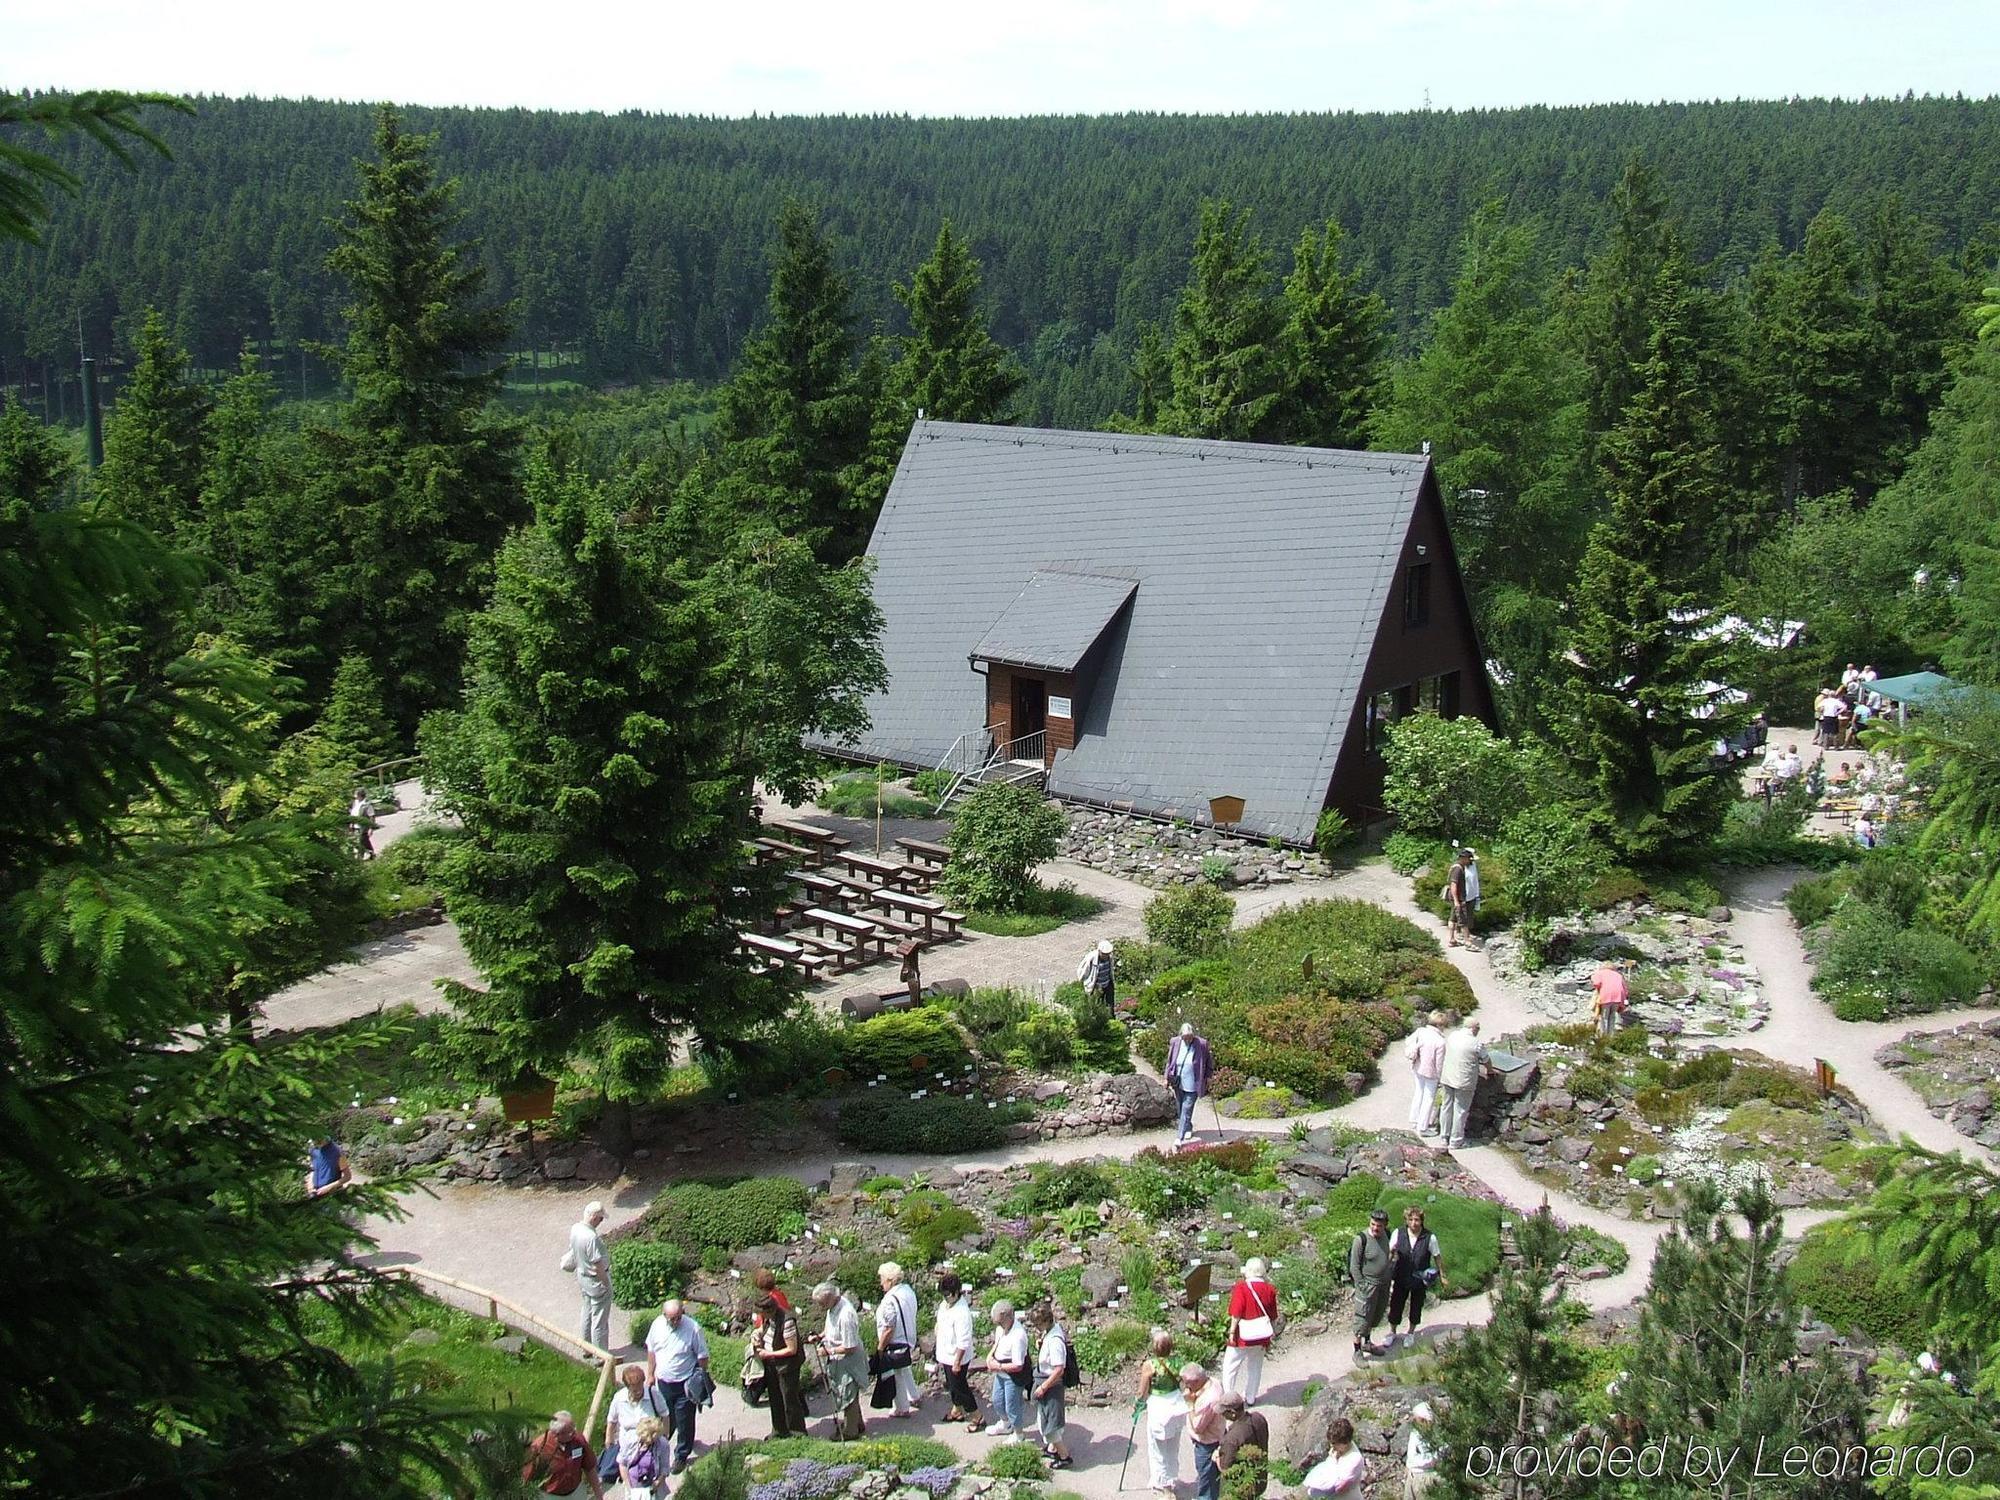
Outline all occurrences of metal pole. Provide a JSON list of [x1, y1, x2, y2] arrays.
[[80, 357, 104, 469]]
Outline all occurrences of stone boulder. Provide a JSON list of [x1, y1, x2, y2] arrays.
[[826, 1162, 879, 1194]]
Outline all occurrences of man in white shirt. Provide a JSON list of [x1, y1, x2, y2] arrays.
[[567, 1201, 611, 1351], [875, 1262, 922, 1417], [644, 1299, 710, 1473], [1437, 1016, 1489, 1152]]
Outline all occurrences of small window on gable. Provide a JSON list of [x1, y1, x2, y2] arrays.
[[1403, 562, 1432, 628]]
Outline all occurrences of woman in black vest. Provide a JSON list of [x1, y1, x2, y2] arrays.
[[1387, 1206, 1445, 1349]]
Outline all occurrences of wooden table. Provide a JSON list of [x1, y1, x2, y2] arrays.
[[800, 906, 892, 962], [752, 836, 816, 866], [870, 887, 966, 941], [737, 930, 828, 979], [833, 850, 928, 891], [896, 836, 952, 868], [795, 872, 856, 910], [770, 820, 850, 858]]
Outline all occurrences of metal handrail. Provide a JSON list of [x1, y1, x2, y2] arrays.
[[999, 730, 1046, 764], [387, 1265, 618, 1435]]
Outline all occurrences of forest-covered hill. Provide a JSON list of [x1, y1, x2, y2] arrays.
[[5, 93, 2000, 419]]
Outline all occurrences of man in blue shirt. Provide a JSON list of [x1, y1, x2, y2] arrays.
[[1166, 1022, 1212, 1145]]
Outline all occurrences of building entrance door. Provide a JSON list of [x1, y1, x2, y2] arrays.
[[1010, 676, 1047, 757]]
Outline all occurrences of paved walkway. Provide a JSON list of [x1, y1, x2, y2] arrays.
[[280, 782, 1997, 1496]]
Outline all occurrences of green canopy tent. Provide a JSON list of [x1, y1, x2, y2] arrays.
[[1869, 670, 1965, 723]]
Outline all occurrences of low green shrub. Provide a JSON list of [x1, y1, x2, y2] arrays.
[[1005, 1008, 1076, 1071], [1201, 855, 1233, 887], [839, 1009, 971, 1078], [1787, 1222, 1931, 1350], [960, 881, 1104, 936], [1667, 1052, 1735, 1091], [1651, 876, 1723, 915], [898, 1195, 982, 1264], [1144, 882, 1238, 957], [375, 824, 462, 888], [836, 1095, 1029, 1153], [1315, 1171, 1388, 1251], [1012, 1161, 1119, 1213], [1565, 1063, 1621, 1102], [910, 767, 954, 803], [1785, 871, 1848, 929], [750, 1435, 959, 1472], [1313, 807, 1353, 861], [859, 1175, 905, 1195], [1384, 831, 1449, 876], [639, 1177, 812, 1256], [610, 1239, 686, 1308], [1832, 990, 1889, 1022], [987, 1442, 1051, 1480], [1584, 868, 1651, 909], [1071, 1319, 1152, 1375], [1562, 1224, 1630, 1275], [1813, 898, 1986, 1018]]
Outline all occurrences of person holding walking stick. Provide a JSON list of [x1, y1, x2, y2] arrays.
[[1166, 1022, 1212, 1146], [811, 1282, 867, 1441]]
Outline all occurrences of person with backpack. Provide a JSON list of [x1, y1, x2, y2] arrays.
[[1387, 1206, 1445, 1349], [1221, 1257, 1280, 1400], [1029, 1303, 1075, 1469], [1348, 1209, 1397, 1359], [755, 1288, 809, 1437]]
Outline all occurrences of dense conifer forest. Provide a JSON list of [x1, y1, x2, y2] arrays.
[[6, 94, 2000, 423]]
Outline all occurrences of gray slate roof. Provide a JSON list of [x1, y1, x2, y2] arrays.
[[973, 569, 1139, 672], [833, 421, 1432, 844]]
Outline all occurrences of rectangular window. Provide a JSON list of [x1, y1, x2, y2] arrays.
[[1367, 687, 1401, 752], [1414, 672, 1463, 719], [1403, 562, 1432, 628]]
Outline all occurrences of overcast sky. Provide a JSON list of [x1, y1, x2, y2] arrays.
[[4, 0, 1996, 116]]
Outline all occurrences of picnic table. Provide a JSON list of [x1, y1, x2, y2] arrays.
[[800, 906, 892, 962], [769, 820, 850, 858], [833, 850, 929, 891], [869, 887, 967, 941], [737, 930, 828, 979], [795, 871, 857, 910], [895, 836, 952, 868], [752, 836, 816, 866]]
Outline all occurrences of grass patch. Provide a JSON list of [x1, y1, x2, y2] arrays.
[[301, 1288, 595, 1419], [964, 883, 1105, 936]]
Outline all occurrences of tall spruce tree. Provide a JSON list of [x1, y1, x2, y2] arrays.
[[318, 652, 399, 769], [1569, 156, 1681, 444], [1268, 217, 1386, 449], [1128, 322, 1169, 428], [423, 460, 793, 1153], [717, 198, 872, 563], [312, 106, 520, 726], [1558, 254, 1741, 862], [1747, 209, 1894, 503], [1, 97, 498, 1489], [1375, 204, 1592, 722], [1157, 199, 1285, 441], [1430, 1207, 1587, 1499], [1623, 1181, 1865, 1495], [95, 307, 212, 542], [851, 222, 1021, 514]]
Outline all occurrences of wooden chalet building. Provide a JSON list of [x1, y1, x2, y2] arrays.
[[822, 421, 1496, 845]]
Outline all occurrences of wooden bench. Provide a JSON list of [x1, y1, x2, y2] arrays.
[[832, 851, 928, 891], [770, 820, 852, 859], [796, 871, 858, 910], [896, 836, 952, 868], [737, 930, 828, 979], [752, 836, 817, 867], [800, 906, 892, 962], [871, 887, 967, 941], [795, 931, 860, 972]]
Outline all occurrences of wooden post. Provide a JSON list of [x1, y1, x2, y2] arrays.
[[1814, 1059, 1836, 1098]]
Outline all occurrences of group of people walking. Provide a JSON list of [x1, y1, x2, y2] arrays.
[[1402, 1009, 1489, 1150]]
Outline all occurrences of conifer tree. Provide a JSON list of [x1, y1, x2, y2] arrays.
[[95, 307, 212, 542], [0, 396, 71, 505], [717, 198, 871, 563], [1568, 156, 1680, 443], [1157, 199, 1284, 441], [191, 348, 274, 629], [1269, 217, 1386, 449], [313, 106, 521, 726], [1557, 254, 1741, 862], [1376, 204, 1591, 716], [318, 652, 399, 768], [1747, 209, 1893, 502], [1430, 1207, 1586, 1499], [850, 222, 1021, 514], [1129, 323, 1169, 429], [424, 460, 792, 1153], [1622, 1180, 1865, 1494]]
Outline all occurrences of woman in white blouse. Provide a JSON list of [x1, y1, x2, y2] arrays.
[[603, 1363, 667, 1484], [936, 1270, 982, 1427]]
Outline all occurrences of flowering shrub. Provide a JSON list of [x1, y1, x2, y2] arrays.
[[748, 1459, 862, 1500], [900, 1466, 962, 1497]]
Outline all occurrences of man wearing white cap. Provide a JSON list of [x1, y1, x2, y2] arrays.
[[1165, 1021, 1212, 1144], [1079, 938, 1117, 1005], [1402, 1402, 1438, 1496]]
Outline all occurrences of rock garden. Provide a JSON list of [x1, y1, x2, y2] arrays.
[[1123, 893, 1476, 1109], [1485, 1023, 1882, 1216], [601, 1126, 1628, 1407], [1061, 808, 1332, 890], [1877, 1017, 2000, 1148]]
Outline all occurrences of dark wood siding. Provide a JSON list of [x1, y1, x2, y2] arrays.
[[1324, 469, 1497, 820]]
